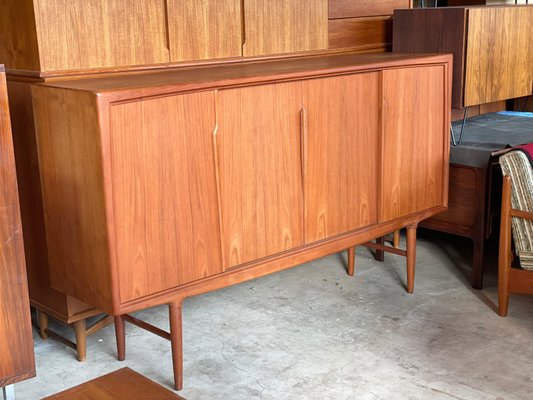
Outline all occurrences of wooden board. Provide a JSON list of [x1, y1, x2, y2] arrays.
[[304, 73, 379, 242], [464, 6, 533, 106], [328, 16, 393, 51], [43, 368, 183, 400], [33, 0, 170, 71], [168, 0, 243, 62], [243, 0, 328, 56], [0, 67, 35, 386], [329, 0, 411, 19], [217, 82, 304, 268], [110, 92, 223, 303], [381, 66, 448, 222]]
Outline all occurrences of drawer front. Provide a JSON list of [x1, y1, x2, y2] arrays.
[[329, 0, 410, 19]]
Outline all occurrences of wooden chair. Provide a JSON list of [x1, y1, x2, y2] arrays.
[[498, 148, 533, 316]]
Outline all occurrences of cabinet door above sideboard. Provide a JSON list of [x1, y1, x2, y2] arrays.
[[304, 73, 380, 243]]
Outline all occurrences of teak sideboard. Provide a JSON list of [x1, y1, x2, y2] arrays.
[[31, 52, 452, 389], [0, 65, 35, 390]]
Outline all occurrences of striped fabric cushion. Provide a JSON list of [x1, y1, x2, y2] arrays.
[[500, 150, 533, 271]]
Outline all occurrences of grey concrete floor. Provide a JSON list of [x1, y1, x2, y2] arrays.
[[15, 231, 533, 399]]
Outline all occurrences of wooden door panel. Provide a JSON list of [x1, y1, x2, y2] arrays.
[[304, 73, 380, 243], [168, 0, 243, 62], [381, 66, 447, 222], [217, 82, 304, 268], [243, 0, 328, 56], [110, 92, 222, 303], [33, 0, 169, 71]]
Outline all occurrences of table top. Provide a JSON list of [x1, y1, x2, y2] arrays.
[[42, 368, 185, 400]]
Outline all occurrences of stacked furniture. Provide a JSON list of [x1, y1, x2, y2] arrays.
[[1, 0, 453, 390], [0, 65, 35, 399], [393, 4, 533, 288]]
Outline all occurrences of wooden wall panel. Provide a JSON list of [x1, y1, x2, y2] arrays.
[[33, 0, 169, 72], [329, 0, 410, 19], [217, 82, 304, 268], [381, 66, 447, 222], [243, 0, 328, 56], [328, 16, 392, 51], [32, 87, 113, 313], [304, 73, 380, 243], [464, 6, 533, 107], [168, 0, 242, 62], [110, 93, 223, 303], [0, 68, 35, 386]]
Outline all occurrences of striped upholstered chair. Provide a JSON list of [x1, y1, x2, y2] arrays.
[[498, 144, 533, 316]]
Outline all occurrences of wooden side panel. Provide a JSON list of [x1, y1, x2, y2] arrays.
[[304, 73, 379, 243], [329, 0, 410, 19], [243, 0, 328, 56], [328, 16, 393, 51], [32, 86, 113, 313], [217, 82, 304, 268], [393, 8, 467, 108], [0, 69, 35, 386], [381, 66, 447, 222], [0, 0, 41, 71], [110, 92, 222, 303], [464, 6, 533, 107], [33, 0, 169, 72], [168, 0, 242, 62]]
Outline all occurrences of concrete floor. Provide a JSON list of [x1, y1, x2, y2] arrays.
[[15, 231, 533, 399]]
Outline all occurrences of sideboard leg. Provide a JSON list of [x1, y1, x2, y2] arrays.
[[169, 301, 183, 391], [114, 315, 126, 361], [406, 226, 417, 294], [393, 230, 401, 248], [38, 310, 49, 339], [73, 319, 87, 362], [375, 237, 385, 262], [347, 247, 355, 276]]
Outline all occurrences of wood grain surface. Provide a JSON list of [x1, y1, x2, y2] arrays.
[[0, 67, 35, 386], [43, 367, 184, 399], [381, 66, 447, 222], [328, 16, 393, 51], [243, 0, 328, 56], [217, 82, 304, 268], [329, 0, 410, 19], [168, 0, 243, 62], [110, 92, 222, 303], [304, 73, 379, 242]]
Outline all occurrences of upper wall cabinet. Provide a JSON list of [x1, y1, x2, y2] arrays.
[[168, 0, 243, 62], [242, 0, 328, 56]]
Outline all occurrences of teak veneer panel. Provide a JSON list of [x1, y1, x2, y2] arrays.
[[243, 0, 328, 56], [328, 17, 393, 52], [110, 93, 222, 303], [304, 73, 379, 242], [33, 0, 169, 72], [217, 82, 304, 268], [0, 66, 35, 386], [168, 0, 243, 62], [329, 0, 411, 19], [381, 66, 448, 222]]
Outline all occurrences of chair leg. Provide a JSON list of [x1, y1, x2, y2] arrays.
[[38, 310, 49, 340], [169, 301, 183, 391], [347, 247, 355, 276], [114, 316, 126, 361], [406, 225, 417, 294], [393, 230, 401, 248], [73, 319, 87, 362], [375, 237, 385, 262], [498, 176, 512, 317]]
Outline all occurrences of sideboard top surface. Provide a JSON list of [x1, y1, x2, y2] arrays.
[[37, 52, 452, 99]]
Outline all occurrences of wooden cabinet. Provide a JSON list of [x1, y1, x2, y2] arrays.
[[393, 5, 533, 108], [304, 73, 380, 242], [242, 0, 328, 56], [0, 65, 35, 387]]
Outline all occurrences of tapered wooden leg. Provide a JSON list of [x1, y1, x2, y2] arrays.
[[498, 176, 512, 317], [169, 302, 183, 391], [114, 316, 126, 361], [375, 237, 385, 262], [393, 230, 401, 248], [38, 310, 49, 340], [73, 319, 87, 362], [406, 226, 417, 294], [347, 247, 355, 276]]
